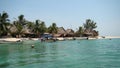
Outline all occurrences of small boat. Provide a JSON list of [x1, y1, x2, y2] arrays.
[[40, 34, 57, 42]]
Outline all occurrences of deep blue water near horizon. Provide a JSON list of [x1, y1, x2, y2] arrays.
[[0, 39, 120, 68]]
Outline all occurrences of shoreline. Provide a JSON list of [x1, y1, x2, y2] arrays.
[[98, 36, 120, 39], [0, 36, 120, 42]]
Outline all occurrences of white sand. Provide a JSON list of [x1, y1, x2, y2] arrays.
[[105, 36, 120, 39], [98, 36, 120, 39], [57, 37, 65, 41], [0, 38, 22, 42], [0, 36, 120, 42]]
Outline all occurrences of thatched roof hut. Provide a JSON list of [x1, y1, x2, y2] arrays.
[[83, 32, 93, 37], [53, 34, 62, 37], [55, 27, 75, 37], [55, 27, 67, 37], [83, 30, 98, 37], [57, 27, 66, 34], [10, 25, 23, 38], [10, 25, 17, 33], [10, 26, 35, 38], [66, 29, 74, 34], [22, 27, 36, 38], [66, 29, 75, 37], [91, 30, 99, 36]]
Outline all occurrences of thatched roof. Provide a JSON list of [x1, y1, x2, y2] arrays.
[[83, 30, 98, 37], [57, 27, 67, 34], [10, 26, 33, 34], [66, 29, 74, 34], [10, 25, 17, 33], [23, 27, 33, 34], [53, 34, 61, 37], [91, 30, 99, 36], [53, 27, 67, 37]]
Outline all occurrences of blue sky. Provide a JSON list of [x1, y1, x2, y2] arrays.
[[0, 0, 120, 36]]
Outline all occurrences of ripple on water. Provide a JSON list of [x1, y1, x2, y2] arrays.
[[0, 39, 120, 68]]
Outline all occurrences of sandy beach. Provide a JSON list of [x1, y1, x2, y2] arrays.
[[0, 38, 22, 42], [98, 36, 120, 39], [0, 36, 120, 42], [104, 36, 120, 39]]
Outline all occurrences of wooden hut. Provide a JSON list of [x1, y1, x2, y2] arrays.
[[22, 27, 36, 38], [83, 29, 98, 37], [66, 29, 75, 37], [55, 27, 67, 37]]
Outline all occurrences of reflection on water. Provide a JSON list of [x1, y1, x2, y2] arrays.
[[0, 39, 120, 68]]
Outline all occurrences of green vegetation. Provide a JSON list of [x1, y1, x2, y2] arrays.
[[0, 12, 10, 37], [47, 23, 58, 34], [0, 12, 99, 38], [75, 26, 84, 37], [33, 20, 47, 37], [83, 19, 98, 37], [84, 19, 97, 32]]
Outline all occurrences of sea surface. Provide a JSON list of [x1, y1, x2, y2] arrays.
[[0, 39, 120, 68]]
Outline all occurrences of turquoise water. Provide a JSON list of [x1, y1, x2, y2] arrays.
[[0, 39, 120, 68]]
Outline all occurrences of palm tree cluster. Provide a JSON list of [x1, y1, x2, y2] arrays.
[[0, 12, 11, 37], [0, 12, 99, 38], [76, 19, 99, 37]]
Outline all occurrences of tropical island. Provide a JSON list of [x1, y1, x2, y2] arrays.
[[0, 12, 99, 41], [1, 0, 120, 68]]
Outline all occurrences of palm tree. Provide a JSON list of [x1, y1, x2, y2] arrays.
[[75, 26, 84, 37], [26, 21, 34, 32], [47, 23, 58, 34], [83, 19, 97, 32], [27, 22, 34, 28], [39, 21, 47, 34], [83, 19, 98, 37], [18, 15, 26, 26], [11, 21, 24, 38], [78, 26, 84, 37], [10, 15, 26, 38], [47, 25, 52, 33], [33, 20, 41, 37], [90, 21, 97, 30], [33, 20, 47, 37], [0, 12, 10, 37]]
